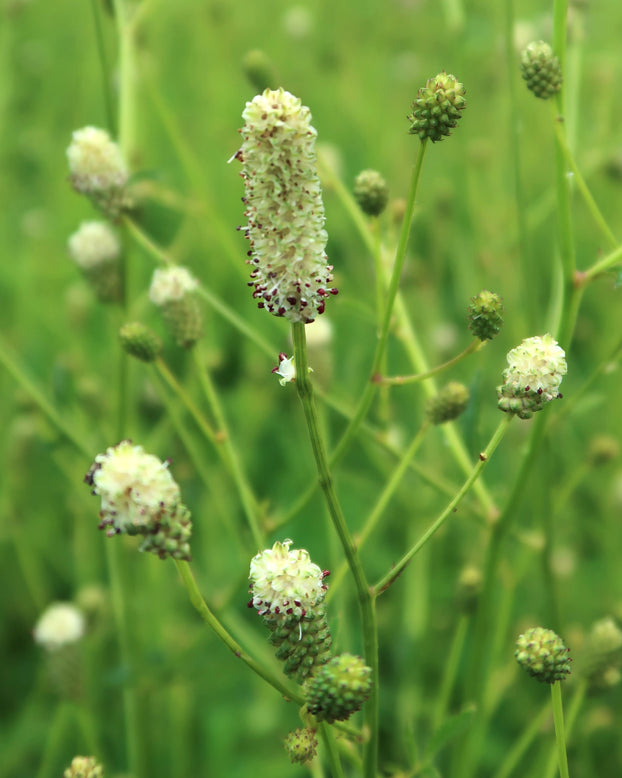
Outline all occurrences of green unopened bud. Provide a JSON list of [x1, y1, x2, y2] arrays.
[[426, 382, 470, 425], [580, 617, 622, 690], [456, 565, 483, 613], [138, 501, 193, 562], [497, 334, 567, 419], [63, 756, 103, 778], [515, 627, 571, 684], [588, 435, 620, 466], [149, 267, 203, 349], [283, 727, 318, 765], [467, 290, 504, 341], [408, 72, 467, 143], [305, 653, 372, 723], [119, 322, 162, 363], [242, 49, 278, 93], [520, 42, 562, 99], [353, 170, 389, 217]]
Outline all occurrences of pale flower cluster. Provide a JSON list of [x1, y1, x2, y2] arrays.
[[33, 602, 86, 651], [68, 221, 121, 270], [249, 539, 326, 620], [86, 440, 180, 533], [149, 266, 198, 307], [502, 333, 567, 400], [238, 88, 337, 323], [67, 126, 128, 194]]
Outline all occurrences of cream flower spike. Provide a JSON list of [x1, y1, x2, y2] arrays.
[[235, 88, 338, 323]]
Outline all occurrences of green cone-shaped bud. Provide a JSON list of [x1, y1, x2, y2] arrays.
[[305, 653, 372, 723], [283, 727, 318, 765], [138, 501, 193, 562], [63, 756, 103, 778], [408, 72, 467, 143], [580, 617, 622, 689], [149, 267, 203, 349], [515, 627, 571, 684], [520, 41, 562, 99], [242, 49, 278, 93], [426, 382, 470, 425], [119, 322, 162, 363], [266, 601, 332, 684], [467, 290, 504, 341], [353, 169, 389, 217]]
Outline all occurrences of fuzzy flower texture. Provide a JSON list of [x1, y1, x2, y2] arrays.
[[497, 333, 567, 419], [85, 441, 192, 560], [236, 88, 338, 323], [249, 539, 327, 621]]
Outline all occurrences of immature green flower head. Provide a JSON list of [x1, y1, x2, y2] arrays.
[[497, 334, 567, 419], [236, 88, 338, 323], [86, 440, 180, 535], [408, 72, 467, 143], [515, 627, 571, 684], [426, 382, 470, 425], [119, 322, 162, 363], [283, 728, 318, 765], [249, 539, 327, 621], [581, 617, 622, 689], [33, 603, 86, 651], [520, 41, 562, 99], [68, 221, 120, 271], [467, 290, 504, 341], [63, 756, 103, 778], [305, 653, 372, 722], [67, 126, 128, 194], [353, 169, 389, 217]]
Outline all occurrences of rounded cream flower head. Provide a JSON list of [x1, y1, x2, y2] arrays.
[[68, 221, 121, 270], [249, 539, 326, 620], [67, 126, 128, 193], [86, 440, 180, 533], [149, 266, 198, 307], [33, 602, 86, 650], [503, 333, 567, 400]]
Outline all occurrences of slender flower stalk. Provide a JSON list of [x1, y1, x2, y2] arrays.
[[374, 340, 482, 386]]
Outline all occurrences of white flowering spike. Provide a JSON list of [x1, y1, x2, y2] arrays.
[[272, 352, 296, 386], [63, 756, 103, 778], [86, 440, 180, 534], [236, 88, 338, 323], [498, 333, 567, 419], [149, 266, 203, 348], [33, 603, 86, 651], [249, 539, 327, 621], [67, 126, 128, 194], [68, 221, 121, 270]]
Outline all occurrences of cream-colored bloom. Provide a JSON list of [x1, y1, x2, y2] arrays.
[[86, 440, 180, 533], [237, 88, 337, 323], [67, 126, 128, 193], [503, 333, 567, 399], [249, 539, 326, 620], [149, 266, 198, 307], [33, 602, 85, 650], [68, 221, 121, 270]]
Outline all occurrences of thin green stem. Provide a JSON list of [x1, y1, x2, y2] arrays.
[[191, 348, 264, 549], [550, 682, 570, 778], [326, 421, 429, 601], [373, 415, 512, 595], [319, 722, 346, 778], [35, 702, 73, 778], [583, 243, 622, 283], [432, 614, 470, 731], [90, 0, 116, 134], [544, 680, 586, 778], [112, 0, 138, 166], [154, 357, 217, 444], [375, 340, 482, 386], [174, 560, 304, 704], [292, 322, 378, 778]]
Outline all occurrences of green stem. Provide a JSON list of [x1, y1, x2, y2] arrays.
[[550, 681, 570, 778], [191, 349, 264, 549], [373, 416, 512, 595], [583, 243, 622, 283], [319, 722, 346, 778], [376, 340, 482, 386], [292, 322, 379, 778], [544, 680, 586, 778], [154, 357, 217, 444], [35, 702, 73, 778], [112, 0, 138, 166], [174, 560, 304, 704], [326, 421, 429, 601], [432, 614, 470, 731], [90, 0, 116, 134]]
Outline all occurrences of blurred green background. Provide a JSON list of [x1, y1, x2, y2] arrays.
[[1, 0, 622, 776]]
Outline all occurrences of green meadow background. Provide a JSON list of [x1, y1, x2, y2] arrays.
[[1, 0, 622, 776]]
